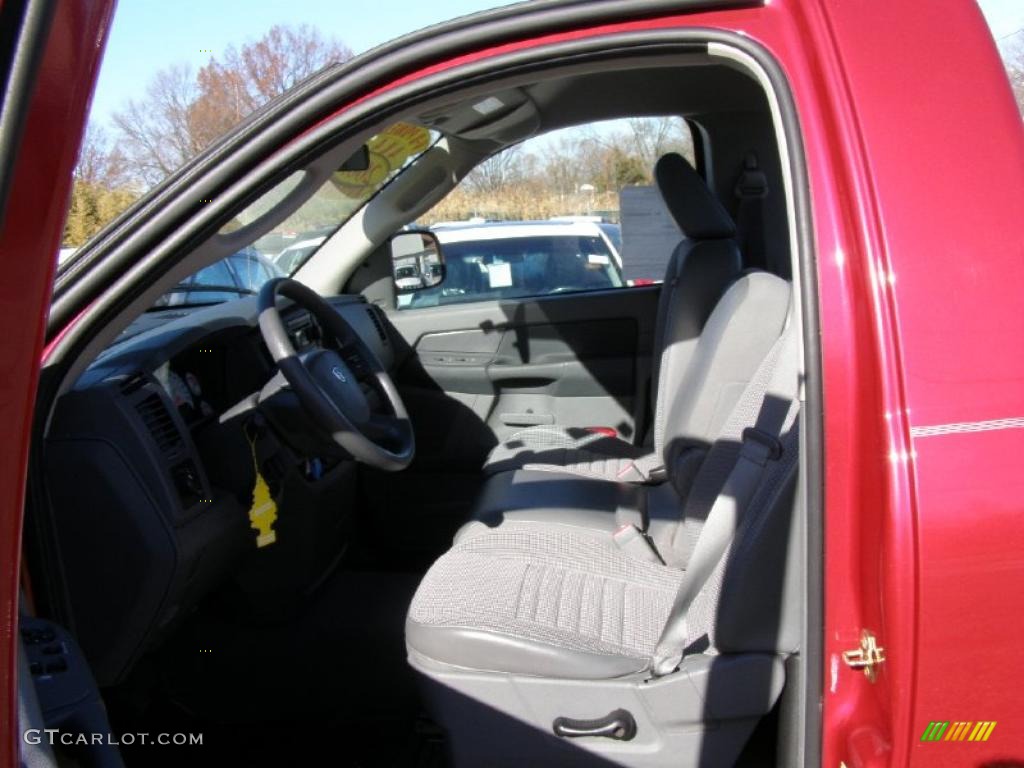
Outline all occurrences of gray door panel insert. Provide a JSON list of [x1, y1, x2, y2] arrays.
[[389, 288, 659, 450]]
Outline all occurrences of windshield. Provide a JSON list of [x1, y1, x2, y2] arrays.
[[152, 122, 437, 310]]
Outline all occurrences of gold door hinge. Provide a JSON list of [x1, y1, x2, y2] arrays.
[[842, 630, 886, 682]]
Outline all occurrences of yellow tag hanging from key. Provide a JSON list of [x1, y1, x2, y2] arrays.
[[246, 431, 277, 548]]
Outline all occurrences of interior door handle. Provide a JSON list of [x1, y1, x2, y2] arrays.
[[552, 709, 637, 741], [487, 361, 563, 382], [499, 412, 554, 427]]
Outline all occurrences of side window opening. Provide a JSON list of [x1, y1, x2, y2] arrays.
[[397, 117, 695, 309]]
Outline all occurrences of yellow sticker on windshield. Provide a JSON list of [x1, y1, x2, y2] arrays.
[[333, 151, 391, 197], [333, 122, 432, 199], [370, 122, 431, 165]]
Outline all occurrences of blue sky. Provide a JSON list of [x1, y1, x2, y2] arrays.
[[88, 0, 516, 125], [981, 0, 1024, 43], [88, 0, 1023, 128]]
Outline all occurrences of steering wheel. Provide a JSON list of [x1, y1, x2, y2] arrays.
[[257, 278, 414, 471]]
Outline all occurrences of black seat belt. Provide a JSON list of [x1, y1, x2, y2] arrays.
[[733, 152, 769, 271]]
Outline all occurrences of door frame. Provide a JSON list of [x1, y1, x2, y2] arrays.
[[22, 8, 824, 768], [0, 0, 115, 761]]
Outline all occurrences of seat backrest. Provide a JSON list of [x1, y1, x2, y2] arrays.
[[655, 270, 791, 502], [647, 154, 742, 444], [648, 287, 801, 674]]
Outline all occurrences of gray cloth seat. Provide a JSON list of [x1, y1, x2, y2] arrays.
[[482, 426, 657, 482], [407, 273, 801, 767], [482, 153, 742, 480], [470, 466, 646, 534], [462, 271, 791, 541], [408, 523, 685, 679]]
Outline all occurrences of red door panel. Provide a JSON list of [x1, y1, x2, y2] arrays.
[[811, 0, 1024, 765], [0, 0, 115, 762]]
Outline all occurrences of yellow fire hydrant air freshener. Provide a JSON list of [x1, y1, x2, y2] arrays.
[[246, 430, 277, 548]]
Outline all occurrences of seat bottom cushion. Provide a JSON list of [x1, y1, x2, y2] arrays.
[[459, 469, 646, 543], [483, 425, 657, 481], [406, 524, 685, 679]]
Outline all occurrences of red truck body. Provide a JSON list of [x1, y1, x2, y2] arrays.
[[1, 1, 1021, 766]]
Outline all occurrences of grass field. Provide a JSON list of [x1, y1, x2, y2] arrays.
[[420, 186, 622, 224]]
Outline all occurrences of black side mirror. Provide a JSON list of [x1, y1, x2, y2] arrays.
[[389, 230, 445, 293]]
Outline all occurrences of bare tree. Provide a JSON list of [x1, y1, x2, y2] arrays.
[[112, 65, 204, 186], [625, 117, 694, 169], [462, 145, 533, 194], [540, 134, 608, 196], [64, 122, 139, 245], [580, 118, 692, 174], [74, 123, 130, 187], [218, 24, 351, 105], [112, 25, 352, 187]]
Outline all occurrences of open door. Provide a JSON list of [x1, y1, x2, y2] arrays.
[[0, 0, 115, 763]]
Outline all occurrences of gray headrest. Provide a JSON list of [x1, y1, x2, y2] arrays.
[[655, 153, 736, 240]]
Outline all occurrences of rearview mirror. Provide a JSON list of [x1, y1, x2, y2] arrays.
[[339, 144, 371, 172], [390, 230, 445, 293]]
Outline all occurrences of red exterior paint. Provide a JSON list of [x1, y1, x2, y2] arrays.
[[817, 2, 1024, 766], [4, 1, 1023, 766], [0, 0, 116, 763]]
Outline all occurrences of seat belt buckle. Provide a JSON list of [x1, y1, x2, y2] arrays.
[[643, 465, 668, 484], [615, 460, 665, 484], [741, 427, 782, 466], [613, 524, 664, 565], [584, 426, 618, 438]]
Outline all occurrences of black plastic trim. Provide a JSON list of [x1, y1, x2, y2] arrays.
[[0, 0, 56, 227]]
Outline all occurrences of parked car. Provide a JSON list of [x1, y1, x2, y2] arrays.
[[404, 220, 623, 307], [393, 261, 424, 291], [153, 247, 283, 307], [273, 236, 325, 274], [258, 226, 336, 257], [4, 2, 1023, 768]]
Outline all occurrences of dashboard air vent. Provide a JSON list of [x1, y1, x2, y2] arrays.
[[119, 373, 147, 396], [366, 305, 388, 344], [135, 393, 183, 455]]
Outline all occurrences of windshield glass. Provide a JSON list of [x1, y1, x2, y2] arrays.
[[152, 122, 437, 310]]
